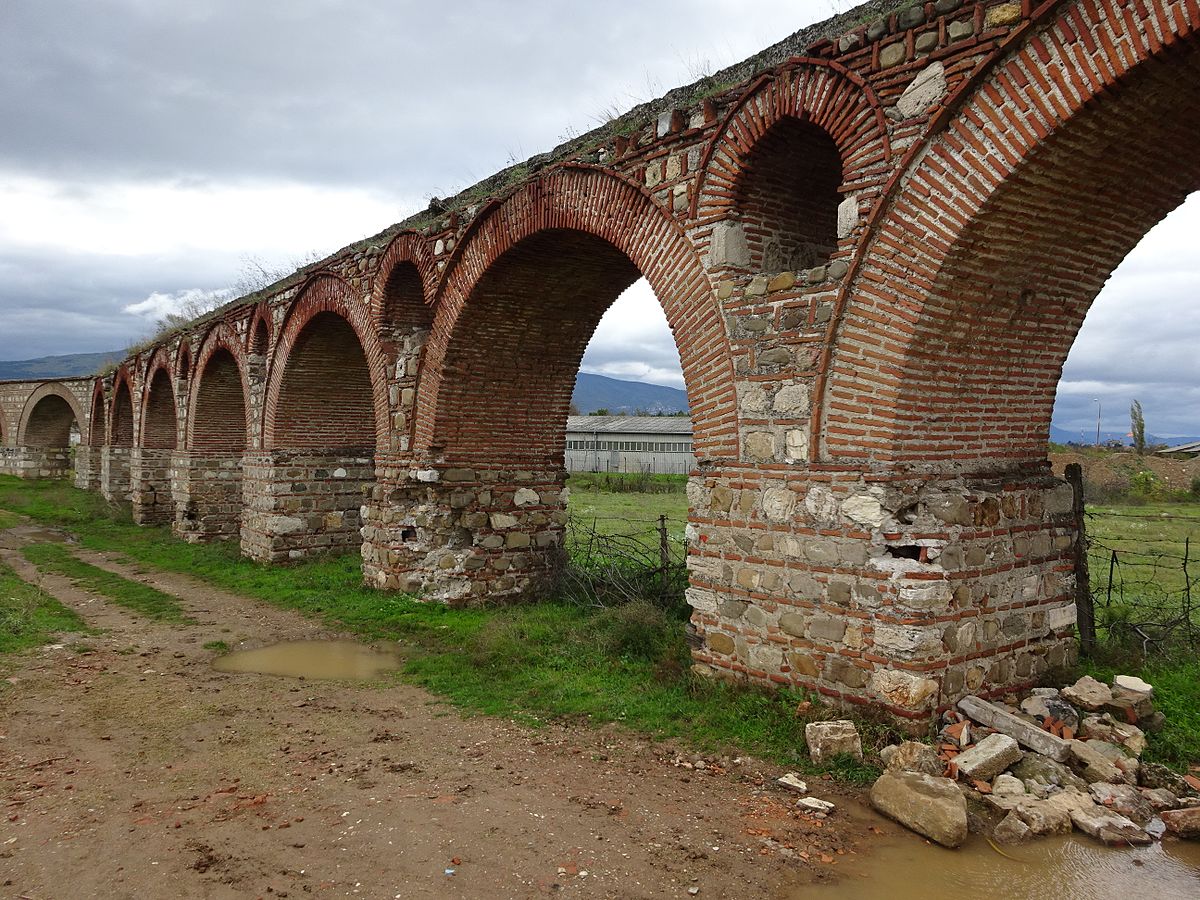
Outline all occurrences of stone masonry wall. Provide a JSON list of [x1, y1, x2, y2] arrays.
[[171, 451, 244, 542]]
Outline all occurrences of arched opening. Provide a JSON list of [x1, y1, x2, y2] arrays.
[[111, 380, 134, 448], [142, 370, 177, 450], [247, 310, 379, 562], [272, 312, 376, 450], [250, 318, 269, 359], [25, 395, 78, 448], [131, 368, 177, 525], [193, 349, 247, 452], [382, 262, 433, 333], [433, 229, 643, 465], [22, 392, 81, 480], [179, 345, 192, 382], [88, 390, 107, 448], [734, 117, 843, 272]]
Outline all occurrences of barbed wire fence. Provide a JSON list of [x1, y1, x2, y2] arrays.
[[1068, 463, 1199, 656]]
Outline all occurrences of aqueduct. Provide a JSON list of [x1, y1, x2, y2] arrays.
[[2, 0, 1197, 720]]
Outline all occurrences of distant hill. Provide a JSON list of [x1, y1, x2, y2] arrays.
[[572, 373, 688, 415], [0, 350, 122, 380], [1050, 424, 1200, 448]]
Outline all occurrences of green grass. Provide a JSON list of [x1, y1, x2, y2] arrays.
[[0, 474, 895, 778], [21, 542, 192, 623], [0, 559, 89, 655], [0, 508, 18, 529], [202, 640, 229, 652]]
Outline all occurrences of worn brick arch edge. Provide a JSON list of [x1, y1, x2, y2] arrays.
[[416, 164, 738, 460], [17, 382, 88, 447], [817, 0, 1200, 465], [110, 365, 138, 448], [690, 57, 891, 223], [372, 231, 439, 323], [261, 273, 392, 452], [87, 379, 108, 447], [186, 321, 253, 450], [140, 348, 177, 450], [175, 341, 194, 382]]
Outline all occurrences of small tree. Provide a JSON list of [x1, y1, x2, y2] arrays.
[[1130, 399, 1146, 455]]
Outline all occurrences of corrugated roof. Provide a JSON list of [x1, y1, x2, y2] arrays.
[[566, 416, 693, 435], [1158, 440, 1200, 454]]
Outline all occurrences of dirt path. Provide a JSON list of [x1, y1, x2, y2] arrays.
[[0, 525, 892, 899]]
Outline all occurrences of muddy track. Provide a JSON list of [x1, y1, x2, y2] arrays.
[[0, 523, 889, 899]]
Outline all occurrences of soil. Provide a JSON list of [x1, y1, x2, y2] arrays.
[[1048, 451, 1200, 494], [0, 524, 891, 899]]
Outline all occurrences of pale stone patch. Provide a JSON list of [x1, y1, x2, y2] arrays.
[[897, 61, 948, 118]]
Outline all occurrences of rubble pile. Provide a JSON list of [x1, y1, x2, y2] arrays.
[[870, 674, 1200, 848]]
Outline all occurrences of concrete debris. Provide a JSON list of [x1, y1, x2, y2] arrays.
[[953, 733, 1023, 781], [993, 810, 1032, 844], [1061, 675, 1113, 712], [1081, 714, 1147, 757]]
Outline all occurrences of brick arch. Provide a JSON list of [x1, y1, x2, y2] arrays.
[[187, 322, 252, 451], [110, 367, 136, 448], [19, 383, 85, 448], [415, 165, 736, 464], [88, 380, 107, 448], [691, 58, 890, 233], [822, 2, 1200, 470], [262, 274, 390, 451], [141, 351, 178, 450], [176, 341, 193, 382], [373, 231, 437, 332]]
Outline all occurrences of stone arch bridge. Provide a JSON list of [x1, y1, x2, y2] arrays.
[[2, 0, 1196, 721]]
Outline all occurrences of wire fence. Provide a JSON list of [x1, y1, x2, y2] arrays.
[[1070, 464, 1200, 654], [557, 513, 689, 611]]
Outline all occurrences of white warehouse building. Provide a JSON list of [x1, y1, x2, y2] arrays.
[[564, 416, 695, 475]]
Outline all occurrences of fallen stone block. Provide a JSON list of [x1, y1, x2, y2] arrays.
[[796, 796, 836, 814], [1011, 753, 1089, 794], [1139, 761, 1199, 797], [870, 771, 968, 848], [1015, 799, 1073, 835], [1160, 807, 1200, 839], [1061, 675, 1113, 712], [992, 773, 1026, 797], [881, 740, 943, 777], [1088, 782, 1153, 824], [1069, 804, 1152, 846], [1020, 691, 1081, 732], [776, 773, 808, 794], [1081, 714, 1146, 757], [1068, 740, 1125, 785], [993, 810, 1032, 844], [1113, 674, 1153, 698], [954, 733, 1023, 781], [805, 720, 863, 765], [958, 696, 1071, 761], [1086, 740, 1139, 782], [1142, 787, 1181, 812]]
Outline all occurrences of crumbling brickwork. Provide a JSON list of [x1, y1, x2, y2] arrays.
[[3, 0, 1197, 724]]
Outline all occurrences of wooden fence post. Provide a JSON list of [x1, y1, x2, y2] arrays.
[[1065, 463, 1097, 654]]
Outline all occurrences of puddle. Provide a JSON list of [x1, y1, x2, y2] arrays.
[[807, 829, 1200, 899], [212, 640, 403, 680]]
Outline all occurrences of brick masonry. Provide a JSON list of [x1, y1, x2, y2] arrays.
[[2, 0, 1197, 724]]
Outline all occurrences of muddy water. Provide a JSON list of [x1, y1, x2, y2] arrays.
[[812, 830, 1200, 899], [212, 640, 403, 679]]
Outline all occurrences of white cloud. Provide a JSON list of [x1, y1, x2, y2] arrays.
[[123, 287, 234, 321]]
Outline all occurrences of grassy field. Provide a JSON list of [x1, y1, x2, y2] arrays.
[[2, 473, 1196, 771]]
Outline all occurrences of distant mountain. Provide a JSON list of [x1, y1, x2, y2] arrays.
[[572, 373, 688, 415], [1050, 424, 1200, 447], [0, 350, 122, 380]]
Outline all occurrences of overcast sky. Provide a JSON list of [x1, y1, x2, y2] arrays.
[[1, 1, 1196, 439]]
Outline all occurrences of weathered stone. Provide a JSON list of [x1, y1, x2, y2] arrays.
[[985, 2, 1022, 28], [1069, 804, 1152, 846], [870, 772, 968, 848], [837, 195, 859, 238], [777, 773, 808, 794], [1139, 762, 1199, 797], [796, 796, 836, 814], [1067, 740, 1124, 784], [841, 494, 885, 527], [761, 487, 796, 523], [1142, 787, 1181, 812], [767, 272, 796, 292], [772, 383, 810, 415], [881, 741, 943, 777], [1088, 782, 1153, 823], [993, 810, 1031, 844], [1086, 740, 1140, 782], [744, 432, 776, 460], [992, 773, 1026, 796], [948, 19, 974, 41], [710, 221, 749, 268], [512, 487, 539, 506], [1015, 799, 1073, 835], [805, 720, 863, 765], [1160, 807, 1200, 839], [869, 669, 938, 710], [1081, 714, 1146, 756], [1011, 753, 1089, 794], [954, 733, 1023, 780], [914, 31, 938, 54], [898, 7, 925, 28], [706, 632, 735, 655], [1061, 675, 1113, 711], [897, 62, 947, 118], [957, 696, 1072, 761], [788, 652, 820, 677], [1113, 674, 1154, 697]]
